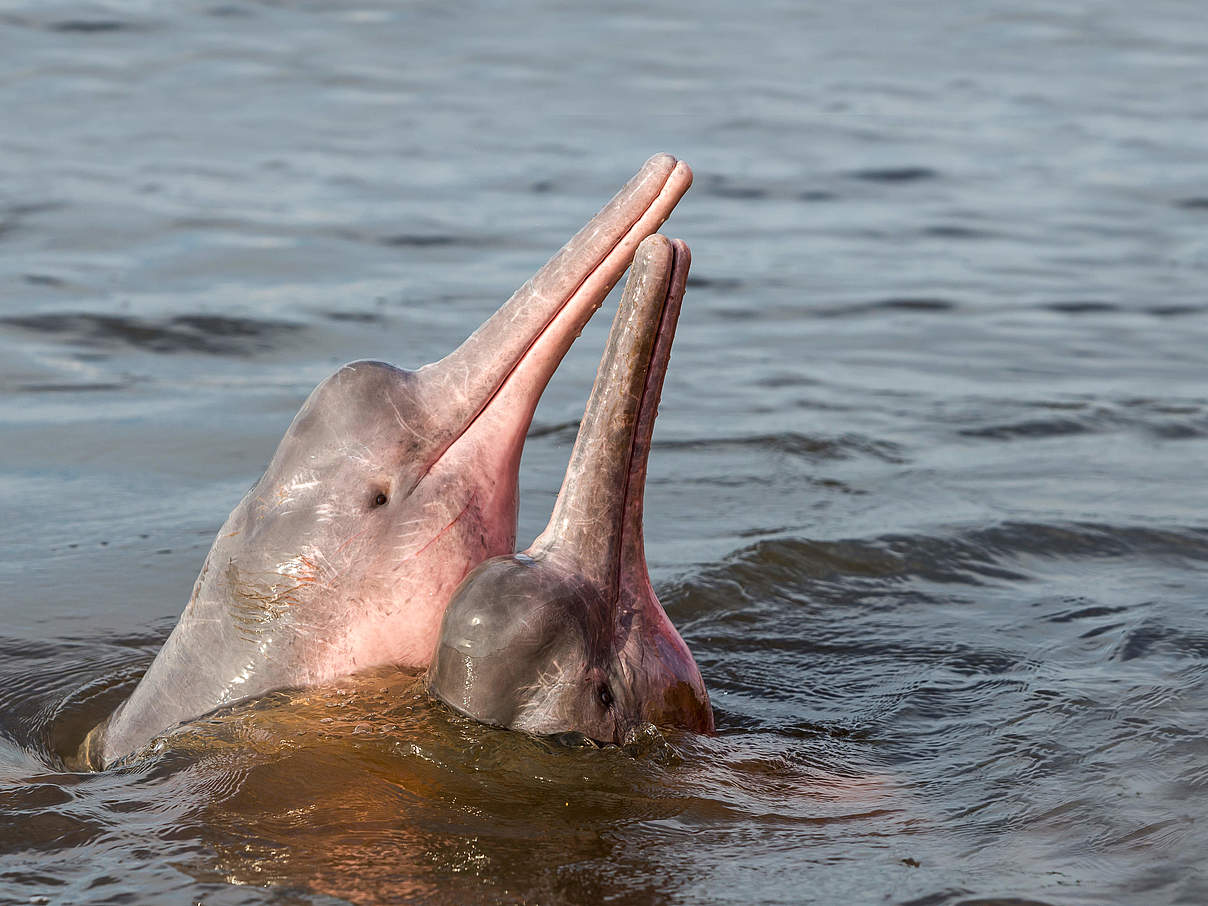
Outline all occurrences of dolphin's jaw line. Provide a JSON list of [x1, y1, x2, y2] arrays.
[[608, 257, 680, 592]]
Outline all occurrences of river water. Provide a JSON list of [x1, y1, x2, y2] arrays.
[[1, 1, 1206, 903]]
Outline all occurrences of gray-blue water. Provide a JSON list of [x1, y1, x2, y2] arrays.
[[1, 1, 1206, 903]]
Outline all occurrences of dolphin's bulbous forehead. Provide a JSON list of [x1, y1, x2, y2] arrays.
[[278, 361, 433, 465]]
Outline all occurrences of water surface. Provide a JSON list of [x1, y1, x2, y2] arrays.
[[1, 1, 1207, 903]]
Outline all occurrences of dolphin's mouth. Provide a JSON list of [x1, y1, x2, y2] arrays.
[[613, 238, 691, 581], [530, 233, 692, 591], [416, 155, 693, 488]]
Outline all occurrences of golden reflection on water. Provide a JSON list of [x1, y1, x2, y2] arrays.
[[168, 668, 707, 904]]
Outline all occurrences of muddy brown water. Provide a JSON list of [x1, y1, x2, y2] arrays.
[[1, 1, 1207, 904]]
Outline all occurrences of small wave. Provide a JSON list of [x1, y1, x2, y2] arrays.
[[0, 312, 304, 357], [700, 175, 771, 200], [378, 233, 460, 248], [321, 310, 385, 324], [668, 522, 1208, 607], [526, 419, 580, 442], [0, 202, 64, 243], [921, 225, 998, 240], [48, 20, 130, 33], [696, 175, 839, 204], [869, 297, 956, 312], [961, 399, 1208, 442], [845, 166, 938, 184], [657, 432, 906, 464], [1042, 300, 1119, 314], [808, 297, 962, 318], [16, 382, 128, 393], [0, 781, 107, 851], [1146, 304, 1207, 317], [684, 275, 746, 291], [22, 274, 67, 287], [0, 13, 149, 35], [0, 628, 166, 767], [1112, 621, 1208, 663], [1043, 603, 1130, 624], [960, 416, 1094, 440]]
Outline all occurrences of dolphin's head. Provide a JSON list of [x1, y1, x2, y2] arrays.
[[428, 235, 713, 743]]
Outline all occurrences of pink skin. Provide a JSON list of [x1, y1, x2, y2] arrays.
[[79, 156, 693, 769]]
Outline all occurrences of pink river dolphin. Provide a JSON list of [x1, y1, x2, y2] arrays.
[[78, 155, 692, 768]]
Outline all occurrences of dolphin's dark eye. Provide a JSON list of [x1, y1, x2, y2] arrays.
[[372, 492, 388, 507], [597, 684, 613, 708]]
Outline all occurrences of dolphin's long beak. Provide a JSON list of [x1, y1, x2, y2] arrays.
[[419, 155, 692, 470], [532, 233, 690, 593]]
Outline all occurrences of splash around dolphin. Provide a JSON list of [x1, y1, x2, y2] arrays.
[[75, 156, 693, 770], [427, 234, 713, 744]]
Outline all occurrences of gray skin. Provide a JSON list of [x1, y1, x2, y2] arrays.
[[77, 156, 693, 769], [427, 234, 714, 745]]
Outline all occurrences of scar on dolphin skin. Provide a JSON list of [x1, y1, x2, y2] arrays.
[[428, 234, 714, 747], [406, 492, 480, 563], [227, 554, 328, 640], [73, 155, 694, 770]]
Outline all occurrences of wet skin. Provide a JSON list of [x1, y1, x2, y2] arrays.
[[78, 156, 693, 769], [428, 234, 714, 745]]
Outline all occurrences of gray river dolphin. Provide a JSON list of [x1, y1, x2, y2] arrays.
[[427, 234, 714, 744], [78, 155, 693, 769]]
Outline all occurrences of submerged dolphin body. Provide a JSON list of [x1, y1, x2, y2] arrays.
[[80, 156, 693, 769], [427, 234, 713, 744]]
